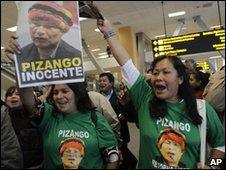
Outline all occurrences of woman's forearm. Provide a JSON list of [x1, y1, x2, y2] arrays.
[[105, 161, 119, 169], [208, 149, 225, 168], [97, 19, 131, 66], [105, 35, 130, 66]]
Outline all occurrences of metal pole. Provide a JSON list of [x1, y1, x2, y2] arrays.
[[217, 1, 222, 27], [161, 1, 167, 37], [82, 38, 105, 73]]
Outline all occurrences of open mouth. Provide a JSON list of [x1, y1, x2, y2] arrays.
[[10, 100, 19, 104], [167, 152, 175, 159], [34, 37, 47, 43], [154, 84, 166, 93]]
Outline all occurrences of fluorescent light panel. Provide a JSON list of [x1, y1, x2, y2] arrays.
[[79, 17, 87, 21], [155, 34, 165, 38], [168, 11, 186, 17], [6, 26, 17, 32], [98, 52, 107, 55], [91, 48, 100, 52], [210, 25, 222, 29], [95, 28, 100, 32], [98, 55, 109, 59], [209, 56, 221, 59]]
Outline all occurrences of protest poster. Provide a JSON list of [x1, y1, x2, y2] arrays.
[[14, 1, 84, 87]]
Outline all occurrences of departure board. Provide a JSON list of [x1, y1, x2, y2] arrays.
[[152, 28, 225, 57]]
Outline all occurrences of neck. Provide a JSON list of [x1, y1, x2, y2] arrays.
[[166, 96, 181, 103], [38, 45, 58, 59], [107, 89, 113, 95]]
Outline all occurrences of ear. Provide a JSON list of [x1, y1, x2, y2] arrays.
[[179, 76, 184, 85]]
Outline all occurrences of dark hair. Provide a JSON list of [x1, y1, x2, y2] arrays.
[[48, 83, 95, 116], [99, 72, 115, 84], [189, 71, 210, 90], [185, 59, 196, 66], [149, 55, 202, 125], [5, 86, 18, 99], [157, 128, 186, 151]]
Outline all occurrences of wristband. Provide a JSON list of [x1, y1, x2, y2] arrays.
[[104, 30, 116, 39]]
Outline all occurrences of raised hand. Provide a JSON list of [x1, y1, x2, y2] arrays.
[[4, 35, 21, 62], [97, 19, 114, 34]]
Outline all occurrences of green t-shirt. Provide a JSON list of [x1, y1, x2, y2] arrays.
[[130, 75, 225, 169], [34, 103, 118, 169]]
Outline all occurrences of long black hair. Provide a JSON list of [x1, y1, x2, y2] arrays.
[[48, 82, 95, 116], [149, 55, 202, 125]]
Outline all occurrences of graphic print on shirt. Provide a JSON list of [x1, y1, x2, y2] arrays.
[[58, 137, 85, 169], [153, 128, 187, 169]]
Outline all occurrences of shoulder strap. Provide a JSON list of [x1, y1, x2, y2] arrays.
[[91, 110, 98, 126], [196, 99, 206, 168]]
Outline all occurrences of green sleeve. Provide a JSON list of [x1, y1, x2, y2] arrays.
[[129, 74, 154, 111], [206, 101, 225, 147], [31, 102, 54, 132], [95, 112, 118, 148]]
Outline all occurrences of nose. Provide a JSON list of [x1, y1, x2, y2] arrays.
[[55, 92, 63, 99], [156, 72, 163, 80], [35, 26, 45, 35]]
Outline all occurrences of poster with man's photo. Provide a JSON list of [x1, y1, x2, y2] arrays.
[[14, 1, 84, 87]]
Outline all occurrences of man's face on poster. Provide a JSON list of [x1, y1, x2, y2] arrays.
[[159, 139, 184, 166], [29, 20, 64, 49], [61, 147, 83, 169]]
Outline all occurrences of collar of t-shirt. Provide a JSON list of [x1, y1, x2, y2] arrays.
[[103, 90, 114, 101]]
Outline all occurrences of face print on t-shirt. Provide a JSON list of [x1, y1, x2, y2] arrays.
[[59, 137, 85, 169], [156, 128, 186, 168]]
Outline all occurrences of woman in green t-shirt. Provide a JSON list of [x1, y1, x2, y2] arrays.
[[96, 18, 225, 169], [16, 83, 119, 169]]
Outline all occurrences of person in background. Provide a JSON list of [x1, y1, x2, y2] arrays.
[[189, 71, 209, 99], [88, 90, 121, 142], [99, 72, 137, 169], [97, 18, 225, 169], [203, 65, 225, 124], [1, 102, 23, 169], [185, 59, 197, 73], [4, 86, 43, 169]]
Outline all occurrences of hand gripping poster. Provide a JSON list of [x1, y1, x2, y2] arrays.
[[14, 1, 84, 87]]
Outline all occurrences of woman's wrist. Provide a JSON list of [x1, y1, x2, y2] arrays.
[[103, 30, 116, 39]]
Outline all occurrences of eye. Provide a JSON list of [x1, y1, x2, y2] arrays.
[[152, 72, 158, 76], [163, 71, 170, 74], [53, 90, 58, 95]]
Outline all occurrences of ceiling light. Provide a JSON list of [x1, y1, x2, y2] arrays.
[[98, 52, 107, 55], [155, 34, 165, 38], [210, 25, 222, 29], [91, 48, 100, 52], [79, 17, 87, 21], [182, 27, 187, 30], [6, 26, 17, 32], [209, 56, 222, 59], [95, 28, 100, 32], [98, 55, 109, 59], [168, 11, 186, 18], [1, 46, 5, 50]]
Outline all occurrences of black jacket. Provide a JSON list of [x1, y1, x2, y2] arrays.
[[7, 107, 43, 168], [109, 91, 130, 144], [1, 105, 23, 169], [18, 40, 81, 61]]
